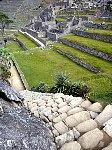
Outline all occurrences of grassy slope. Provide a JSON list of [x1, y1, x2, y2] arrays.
[[86, 28, 112, 36], [13, 48, 95, 87], [62, 34, 112, 55], [53, 42, 112, 104], [53, 42, 112, 77], [14, 32, 38, 49], [6, 32, 112, 104], [55, 17, 67, 21]]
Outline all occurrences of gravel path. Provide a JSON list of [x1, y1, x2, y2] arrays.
[[9, 63, 25, 91]]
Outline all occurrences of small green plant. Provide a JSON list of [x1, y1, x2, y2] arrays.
[[31, 81, 49, 93], [0, 64, 11, 81], [69, 81, 90, 98], [32, 72, 90, 98], [50, 72, 70, 94]]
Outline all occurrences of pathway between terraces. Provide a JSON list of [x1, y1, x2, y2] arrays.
[[9, 61, 25, 91]]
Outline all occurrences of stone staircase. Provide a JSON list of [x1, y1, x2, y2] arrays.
[[20, 90, 112, 150]]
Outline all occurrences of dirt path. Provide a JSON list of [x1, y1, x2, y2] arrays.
[[9, 63, 25, 91]]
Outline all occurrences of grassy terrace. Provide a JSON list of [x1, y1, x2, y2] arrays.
[[62, 34, 112, 55], [94, 20, 112, 25], [6, 32, 112, 104], [6, 41, 23, 52], [86, 28, 112, 36], [7, 42, 94, 87], [55, 17, 67, 22], [58, 14, 92, 17], [53, 42, 112, 78], [14, 32, 37, 49]]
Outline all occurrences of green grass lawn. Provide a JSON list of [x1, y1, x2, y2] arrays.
[[62, 34, 112, 55], [55, 17, 67, 22], [86, 28, 112, 36], [6, 41, 23, 52], [94, 19, 112, 25], [6, 40, 112, 105], [14, 32, 38, 49], [13, 48, 95, 87], [58, 14, 92, 17], [53, 42, 112, 78]]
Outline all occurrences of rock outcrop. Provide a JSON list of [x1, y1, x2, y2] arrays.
[[0, 80, 22, 102], [0, 83, 56, 150]]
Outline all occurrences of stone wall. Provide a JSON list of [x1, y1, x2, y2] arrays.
[[47, 31, 58, 41], [20, 90, 112, 150], [58, 15, 89, 21], [54, 48, 100, 73], [20, 29, 49, 46], [71, 29, 112, 43], [7, 37, 28, 51], [25, 28, 38, 39], [58, 38, 112, 61], [23, 32, 47, 46], [15, 38, 28, 51], [84, 22, 112, 30]]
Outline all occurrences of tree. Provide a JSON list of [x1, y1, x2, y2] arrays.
[[0, 11, 13, 37]]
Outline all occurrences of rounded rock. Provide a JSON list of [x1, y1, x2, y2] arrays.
[[60, 141, 81, 150]]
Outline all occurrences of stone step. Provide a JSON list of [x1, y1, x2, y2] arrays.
[[20, 90, 112, 150]]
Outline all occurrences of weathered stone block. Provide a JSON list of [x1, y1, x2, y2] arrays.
[[60, 141, 81, 150], [78, 128, 103, 149], [95, 105, 112, 126], [54, 121, 68, 134], [76, 119, 98, 133]]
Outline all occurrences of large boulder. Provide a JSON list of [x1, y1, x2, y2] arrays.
[[0, 98, 55, 150], [103, 118, 112, 138], [0, 80, 22, 102], [76, 119, 98, 133], [95, 105, 112, 126], [78, 128, 103, 149], [60, 141, 81, 150]]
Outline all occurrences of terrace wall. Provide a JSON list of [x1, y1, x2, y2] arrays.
[[54, 48, 100, 73], [58, 38, 112, 61], [71, 29, 112, 43], [7, 37, 28, 51], [84, 22, 112, 30]]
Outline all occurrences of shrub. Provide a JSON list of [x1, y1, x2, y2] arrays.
[[31, 81, 49, 93], [49, 72, 70, 94], [69, 81, 90, 99], [32, 72, 90, 98], [0, 64, 11, 81]]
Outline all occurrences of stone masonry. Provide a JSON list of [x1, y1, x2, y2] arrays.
[[20, 90, 112, 150]]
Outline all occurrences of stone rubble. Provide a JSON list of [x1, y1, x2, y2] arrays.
[[20, 90, 112, 150]]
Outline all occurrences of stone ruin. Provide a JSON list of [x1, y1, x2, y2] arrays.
[[20, 0, 93, 44], [20, 0, 112, 46]]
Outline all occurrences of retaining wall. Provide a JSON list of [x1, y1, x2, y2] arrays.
[[54, 48, 100, 73], [84, 22, 112, 30], [71, 29, 112, 43], [58, 38, 112, 61], [7, 37, 28, 51]]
